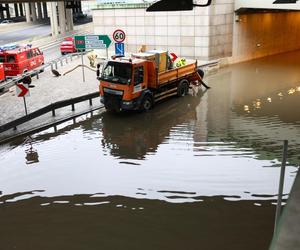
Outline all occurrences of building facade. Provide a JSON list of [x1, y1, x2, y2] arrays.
[[92, 1, 300, 63]]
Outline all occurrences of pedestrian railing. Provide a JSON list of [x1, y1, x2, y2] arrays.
[[0, 91, 101, 134], [0, 51, 88, 93]]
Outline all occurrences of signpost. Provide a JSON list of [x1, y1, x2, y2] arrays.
[[115, 43, 125, 56], [113, 29, 126, 43], [74, 35, 112, 82], [113, 29, 126, 57], [74, 35, 112, 50], [16, 83, 30, 115]]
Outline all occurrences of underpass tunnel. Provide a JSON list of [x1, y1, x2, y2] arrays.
[[232, 9, 300, 63]]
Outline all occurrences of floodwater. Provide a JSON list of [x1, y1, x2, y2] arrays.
[[1, 50, 300, 250]]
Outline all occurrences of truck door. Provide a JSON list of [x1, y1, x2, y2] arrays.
[[30, 49, 38, 69], [25, 50, 33, 71], [33, 48, 42, 66], [133, 65, 145, 96]]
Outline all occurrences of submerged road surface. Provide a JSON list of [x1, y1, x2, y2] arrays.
[[0, 50, 300, 250]]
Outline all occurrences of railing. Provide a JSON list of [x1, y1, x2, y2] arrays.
[[0, 51, 88, 93], [0, 91, 101, 134]]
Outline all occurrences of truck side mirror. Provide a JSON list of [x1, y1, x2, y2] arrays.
[[96, 63, 100, 78]]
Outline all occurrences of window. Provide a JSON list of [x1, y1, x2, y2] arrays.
[[26, 51, 33, 59], [134, 66, 144, 85], [0, 56, 5, 63], [7, 55, 16, 63], [101, 61, 132, 85], [32, 49, 37, 56]]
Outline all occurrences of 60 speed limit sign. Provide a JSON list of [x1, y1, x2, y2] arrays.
[[113, 29, 126, 43]]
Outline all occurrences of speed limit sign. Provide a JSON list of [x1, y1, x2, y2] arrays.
[[113, 29, 126, 43]]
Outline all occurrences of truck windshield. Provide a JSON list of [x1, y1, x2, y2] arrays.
[[101, 61, 132, 85]]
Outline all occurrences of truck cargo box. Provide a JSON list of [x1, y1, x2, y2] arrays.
[[133, 50, 168, 73]]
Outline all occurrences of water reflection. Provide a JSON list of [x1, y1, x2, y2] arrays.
[[100, 92, 204, 160], [24, 136, 39, 165]]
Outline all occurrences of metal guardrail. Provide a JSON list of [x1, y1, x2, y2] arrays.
[[0, 91, 100, 134], [0, 51, 87, 94]]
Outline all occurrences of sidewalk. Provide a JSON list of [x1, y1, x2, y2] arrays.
[[0, 55, 102, 142]]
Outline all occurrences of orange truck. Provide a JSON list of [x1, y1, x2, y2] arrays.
[[98, 50, 204, 112]]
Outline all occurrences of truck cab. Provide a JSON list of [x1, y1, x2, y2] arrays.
[[99, 58, 154, 112], [0, 44, 44, 77]]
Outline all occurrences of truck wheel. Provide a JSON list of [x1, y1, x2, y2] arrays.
[[177, 79, 189, 97], [140, 95, 153, 112]]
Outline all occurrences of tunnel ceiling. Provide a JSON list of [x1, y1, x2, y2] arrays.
[[235, 7, 300, 14]]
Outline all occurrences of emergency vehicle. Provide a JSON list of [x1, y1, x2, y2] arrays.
[[98, 50, 205, 112], [0, 63, 5, 82], [0, 43, 44, 77], [60, 37, 77, 55]]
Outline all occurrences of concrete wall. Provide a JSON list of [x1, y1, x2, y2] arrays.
[[231, 11, 300, 63], [92, 1, 234, 60]]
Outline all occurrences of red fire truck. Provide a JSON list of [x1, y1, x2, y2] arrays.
[[0, 63, 5, 82], [0, 44, 44, 77], [60, 37, 77, 55]]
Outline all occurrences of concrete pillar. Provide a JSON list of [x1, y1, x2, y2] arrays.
[[42, 2, 47, 19], [5, 4, 10, 19], [30, 3, 37, 22], [37, 2, 43, 20], [75, 1, 79, 14], [19, 3, 24, 17], [14, 3, 19, 17], [0, 5, 4, 20], [24, 3, 31, 23], [78, 1, 82, 13], [58, 1, 66, 35], [47, 2, 59, 36], [66, 8, 74, 32]]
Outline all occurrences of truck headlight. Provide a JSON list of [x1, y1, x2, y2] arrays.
[[123, 101, 132, 105]]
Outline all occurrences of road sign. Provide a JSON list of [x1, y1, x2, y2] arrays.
[[115, 43, 125, 56], [16, 83, 30, 97], [113, 29, 126, 43], [74, 35, 112, 50]]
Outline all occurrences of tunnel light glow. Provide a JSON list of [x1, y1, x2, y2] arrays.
[[244, 105, 250, 112], [288, 88, 296, 95], [296, 86, 300, 92], [267, 97, 272, 103], [278, 92, 283, 97]]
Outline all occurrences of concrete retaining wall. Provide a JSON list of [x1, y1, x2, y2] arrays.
[[92, 1, 234, 60]]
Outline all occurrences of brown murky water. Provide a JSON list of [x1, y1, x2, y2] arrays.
[[1, 50, 300, 250]]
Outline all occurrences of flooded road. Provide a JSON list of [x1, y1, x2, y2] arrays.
[[1, 50, 300, 250]]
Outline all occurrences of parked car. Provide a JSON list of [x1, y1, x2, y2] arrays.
[[60, 37, 77, 55], [0, 43, 44, 77], [0, 20, 14, 25]]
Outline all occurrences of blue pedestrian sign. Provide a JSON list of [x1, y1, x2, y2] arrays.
[[115, 43, 125, 56]]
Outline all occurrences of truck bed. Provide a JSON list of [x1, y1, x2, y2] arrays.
[[158, 60, 200, 86]]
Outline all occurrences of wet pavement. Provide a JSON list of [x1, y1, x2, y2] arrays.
[[0, 50, 300, 250], [0, 54, 100, 141]]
